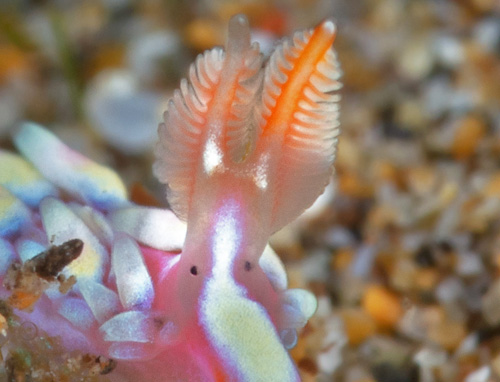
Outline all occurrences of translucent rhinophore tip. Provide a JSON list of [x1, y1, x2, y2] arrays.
[[322, 19, 336, 35], [227, 14, 251, 54]]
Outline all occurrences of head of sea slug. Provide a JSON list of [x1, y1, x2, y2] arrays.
[[152, 12, 340, 381], [0, 14, 340, 382]]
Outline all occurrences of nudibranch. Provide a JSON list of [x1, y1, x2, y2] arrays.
[[0, 14, 340, 382]]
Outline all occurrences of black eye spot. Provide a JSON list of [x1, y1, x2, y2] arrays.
[[190, 266, 198, 275], [244, 261, 252, 271]]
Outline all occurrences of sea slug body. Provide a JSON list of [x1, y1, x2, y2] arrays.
[[0, 14, 341, 381]]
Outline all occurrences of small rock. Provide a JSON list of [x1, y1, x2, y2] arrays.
[[85, 70, 162, 154], [490, 352, 500, 378], [428, 319, 466, 352], [127, 31, 183, 85], [414, 346, 448, 382], [339, 308, 377, 346], [435, 277, 465, 304], [481, 279, 500, 326], [451, 115, 487, 160], [464, 366, 491, 382], [397, 36, 434, 80], [362, 285, 403, 329]]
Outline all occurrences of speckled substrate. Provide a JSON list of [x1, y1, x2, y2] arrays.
[[272, 1, 500, 381]]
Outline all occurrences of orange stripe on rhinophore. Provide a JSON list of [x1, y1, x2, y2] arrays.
[[262, 20, 336, 137]]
